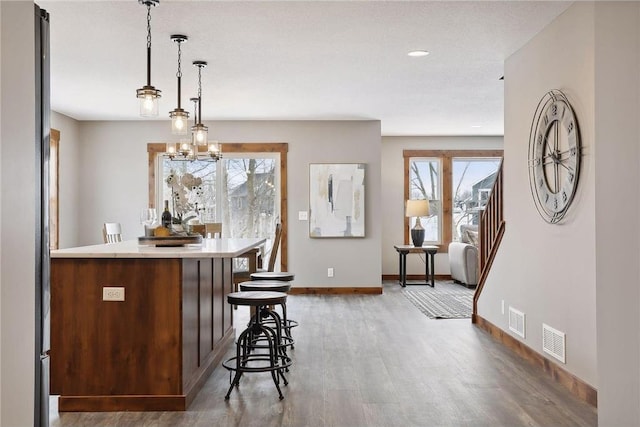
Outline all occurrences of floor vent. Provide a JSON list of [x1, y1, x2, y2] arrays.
[[543, 323, 566, 364], [508, 307, 525, 338]]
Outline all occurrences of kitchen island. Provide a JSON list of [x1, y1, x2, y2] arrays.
[[50, 238, 265, 412]]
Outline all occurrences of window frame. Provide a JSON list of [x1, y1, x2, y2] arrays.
[[403, 149, 503, 250], [148, 142, 289, 270]]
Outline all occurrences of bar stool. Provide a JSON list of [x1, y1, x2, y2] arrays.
[[222, 291, 292, 400], [250, 271, 295, 282], [239, 280, 298, 349]]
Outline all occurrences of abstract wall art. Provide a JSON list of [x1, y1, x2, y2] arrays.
[[309, 163, 366, 238]]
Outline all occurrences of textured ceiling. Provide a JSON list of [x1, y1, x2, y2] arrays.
[[39, 0, 571, 136]]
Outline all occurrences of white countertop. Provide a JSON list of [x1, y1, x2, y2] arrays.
[[51, 238, 266, 259]]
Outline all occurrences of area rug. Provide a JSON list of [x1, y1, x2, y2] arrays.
[[402, 281, 474, 319]]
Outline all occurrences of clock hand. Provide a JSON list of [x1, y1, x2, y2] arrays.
[[553, 148, 573, 162], [556, 161, 574, 173], [542, 152, 560, 164]]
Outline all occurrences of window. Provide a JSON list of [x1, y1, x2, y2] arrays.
[[147, 142, 289, 270], [452, 158, 501, 242], [408, 158, 441, 242], [404, 150, 503, 248], [159, 159, 217, 223], [157, 155, 278, 240], [218, 156, 278, 239]]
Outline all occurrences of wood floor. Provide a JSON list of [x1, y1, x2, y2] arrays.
[[50, 282, 597, 427]]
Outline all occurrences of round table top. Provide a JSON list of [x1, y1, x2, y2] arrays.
[[227, 291, 287, 306]]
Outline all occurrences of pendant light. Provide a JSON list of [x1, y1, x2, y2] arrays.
[[191, 61, 208, 145], [169, 35, 189, 134], [178, 97, 200, 160], [165, 96, 220, 162], [136, 0, 161, 117]]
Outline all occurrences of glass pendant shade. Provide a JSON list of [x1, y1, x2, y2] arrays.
[[178, 140, 191, 157], [169, 35, 189, 134], [137, 87, 160, 117], [208, 141, 221, 159], [166, 142, 177, 158], [136, 0, 161, 117], [191, 61, 208, 148], [192, 123, 208, 146], [170, 109, 189, 135]]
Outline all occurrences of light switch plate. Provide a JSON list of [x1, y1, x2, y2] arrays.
[[298, 211, 308, 221], [103, 287, 125, 301]]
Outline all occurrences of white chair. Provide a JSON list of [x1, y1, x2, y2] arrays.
[[103, 222, 122, 244]]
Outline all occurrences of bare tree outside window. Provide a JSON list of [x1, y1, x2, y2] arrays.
[[223, 158, 277, 240], [409, 158, 440, 242]]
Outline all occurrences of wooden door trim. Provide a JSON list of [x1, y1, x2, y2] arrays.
[[50, 128, 60, 250]]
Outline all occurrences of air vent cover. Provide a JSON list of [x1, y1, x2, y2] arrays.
[[543, 323, 566, 364], [508, 307, 525, 338]]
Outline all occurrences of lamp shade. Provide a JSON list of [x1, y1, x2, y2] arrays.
[[405, 199, 430, 218], [406, 199, 429, 247]]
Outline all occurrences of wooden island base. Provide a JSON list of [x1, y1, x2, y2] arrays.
[[56, 333, 234, 412], [49, 239, 265, 412]]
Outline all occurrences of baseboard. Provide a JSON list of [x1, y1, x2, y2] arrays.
[[474, 314, 597, 407], [381, 274, 451, 281], [289, 287, 382, 295]]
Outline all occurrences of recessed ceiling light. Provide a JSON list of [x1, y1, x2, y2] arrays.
[[471, 125, 483, 128], [408, 50, 430, 57]]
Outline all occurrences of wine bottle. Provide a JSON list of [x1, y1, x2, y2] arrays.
[[161, 200, 172, 229]]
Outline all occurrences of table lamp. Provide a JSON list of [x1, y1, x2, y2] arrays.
[[406, 199, 430, 247]]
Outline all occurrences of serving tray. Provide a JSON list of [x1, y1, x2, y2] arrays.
[[138, 234, 203, 247]]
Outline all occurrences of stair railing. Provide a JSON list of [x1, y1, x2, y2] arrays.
[[473, 159, 506, 323]]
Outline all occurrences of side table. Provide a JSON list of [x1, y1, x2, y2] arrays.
[[393, 245, 438, 287]]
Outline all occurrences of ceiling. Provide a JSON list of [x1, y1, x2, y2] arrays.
[[39, 0, 572, 136]]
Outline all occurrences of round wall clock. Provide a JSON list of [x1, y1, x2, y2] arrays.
[[528, 89, 581, 224]]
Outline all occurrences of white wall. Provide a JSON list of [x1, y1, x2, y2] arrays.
[[0, 0, 3, 416], [381, 136, 503, 276], [478, 5, 640, 424], [0, 2, 36, 425], [72, 119, 382, 287], [593, 2, 640, 425], [51, 112, 81, 248], [478, 2, 598, 387], [0, 0, 4, 422]]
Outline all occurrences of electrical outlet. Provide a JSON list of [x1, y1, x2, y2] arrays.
[[501, 299, 505, 315], [103, 287, 125, 301], [327, 267, 334, 278], [298, 211, 308, 221]]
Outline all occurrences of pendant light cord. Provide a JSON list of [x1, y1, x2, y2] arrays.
[[197, 66, 203, 125], [176, 41, 182, 108], [146, 4, 152, 86]]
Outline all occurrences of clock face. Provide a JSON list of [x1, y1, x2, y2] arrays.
[[528, 90, 581, 223]]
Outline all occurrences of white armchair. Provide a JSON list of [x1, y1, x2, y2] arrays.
[[448, 224, 479, 287], [448, 242, 478, 287]]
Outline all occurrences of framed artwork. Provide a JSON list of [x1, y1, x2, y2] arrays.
[[309, 163, 366, 238]]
